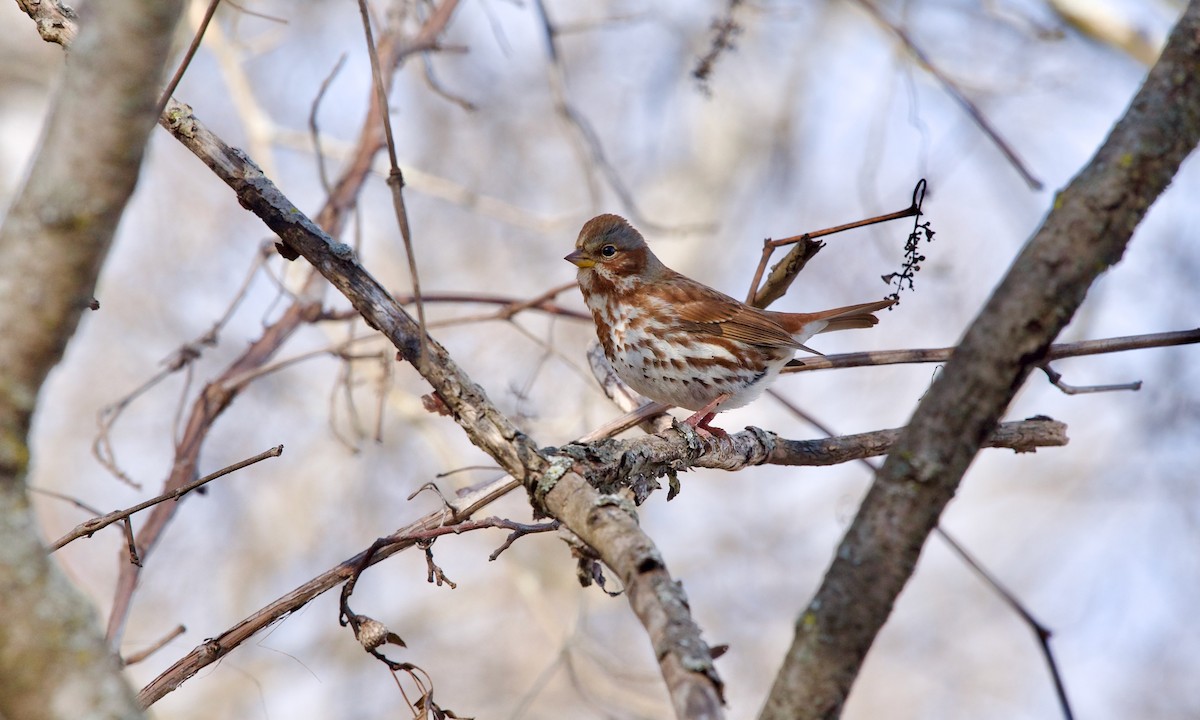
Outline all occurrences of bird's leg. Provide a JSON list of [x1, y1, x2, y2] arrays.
[[683, 393, 731, 439]]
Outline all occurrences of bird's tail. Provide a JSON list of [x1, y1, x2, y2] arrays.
[[811, 298, 896, 333]]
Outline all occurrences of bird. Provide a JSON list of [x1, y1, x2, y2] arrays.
[[565, 213, 893, 436]]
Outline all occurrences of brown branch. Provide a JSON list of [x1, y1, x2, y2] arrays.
[[558, 419, 1066, 482], [138, 506, 458, 707], [584, 348, 1067, 469], [759, 4, 1200, 717], [49, 445, 283, 552], [782, 327, 1200, 373]]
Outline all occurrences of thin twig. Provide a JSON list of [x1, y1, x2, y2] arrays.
[[50, 445, 283, 552], [122, 625, 187, 667], [309, 53, 348, 195], [934, 527, 1075, 719], [784, 327, 1200, 373], [429, 282, 591, 327], [531, 0, 711, 234], [93, 246, 269, 487], [1040, 363, 1142, 394], [156, 0, 222, 119], [28, 486, 105, 517], [356, 0, 433, 369]]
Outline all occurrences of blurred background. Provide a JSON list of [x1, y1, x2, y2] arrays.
[[3, 0, 1197, 717]]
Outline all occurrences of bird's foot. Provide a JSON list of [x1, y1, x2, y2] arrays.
[[683, 410, 728, 440]]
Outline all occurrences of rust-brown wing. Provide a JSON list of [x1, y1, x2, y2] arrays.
[[665, 276, 802, 350]]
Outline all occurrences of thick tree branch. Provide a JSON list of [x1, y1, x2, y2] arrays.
[[759, 4, 1200, 718], [0, 1, 184, 718], [558, 418, 1065, 482]]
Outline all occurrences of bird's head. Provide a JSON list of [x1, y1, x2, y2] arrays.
[[565, 214, 663, 282]]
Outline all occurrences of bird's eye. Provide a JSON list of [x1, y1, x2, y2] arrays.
[[600, 244, 617, 257]]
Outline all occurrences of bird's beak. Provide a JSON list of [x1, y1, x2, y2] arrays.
[[564, 249, 594, 268]]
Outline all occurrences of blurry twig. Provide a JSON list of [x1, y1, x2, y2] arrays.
[[416, 0, 475, 112], [935, 526, 1075, 720], [532, 0, 711, 234], [223, 1, 286, 24], [272, 126, 572, 233], [851, 0, 1043, 190], [420, 52, 476, 110], [311, 53, 368, 449], [223, 342, 386, 390], [309, 53, 348, 194], [328, 348, 375, 452], [122, 625, 187, 667], [91, 245, 272, 488], [28, 487, 104, 517], [430, 281, 589, 326], [1047, 0, 1162, 66], [693, 0, 744, 92]]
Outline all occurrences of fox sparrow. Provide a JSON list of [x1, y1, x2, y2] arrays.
[[566, 214, 893, 435]]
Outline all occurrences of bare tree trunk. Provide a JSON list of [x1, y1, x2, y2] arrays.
[[0, 2, 184, 718], [759, 2, 1200, 718]]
